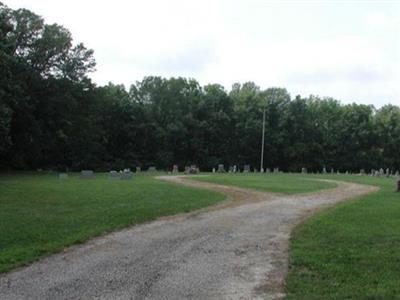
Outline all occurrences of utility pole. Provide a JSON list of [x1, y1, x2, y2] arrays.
[[260, 107, 266, 172]]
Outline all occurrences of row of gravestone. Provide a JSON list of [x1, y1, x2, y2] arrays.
[[212, 164, 281, 173], [300, 167, 400, 177], [205, 165, 400, 177], [57, 166, 400, 178], [58, 166, 160, 180]]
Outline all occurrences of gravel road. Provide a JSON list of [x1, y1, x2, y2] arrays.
[[0, 176, 377, 300]]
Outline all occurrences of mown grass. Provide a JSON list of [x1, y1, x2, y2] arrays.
[[191, 173, 336, 194], [0, 172, 224, 273], [286, 174, 400, 299]]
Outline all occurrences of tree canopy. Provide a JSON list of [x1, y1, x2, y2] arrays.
[[0, 3, 399, 172]]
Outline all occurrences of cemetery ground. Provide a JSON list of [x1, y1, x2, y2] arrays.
[[0, 172, 398, 299], [0, 172, 224, 273], [192, 173, 337, 194], [0, 172, 335, 274], [192, 173, 400, 298], [285, 174, 400, 299]]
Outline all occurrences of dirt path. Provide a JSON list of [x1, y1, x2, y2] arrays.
[[0, 176, 377, 300]]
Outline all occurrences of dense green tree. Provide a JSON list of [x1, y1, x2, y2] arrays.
[[1, 3, 399, 172], [375, 105, 400, 169]]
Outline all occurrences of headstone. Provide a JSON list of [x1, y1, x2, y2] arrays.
[[243, 165, 250, 173], [136, 166, 141, 172], [322, 167, 327, 174], [229, 166, 233, 173], [212, 167, 216, 173], [345, 171, 349, 175], [80, 170, 94, 179], [185, 165, 199, 174], [337, 170, 340, 175], [395, 171, 399, 177], [172, 165, 178, 173], [233, 165, 237, 173], [379, 168, 384, 177], [108, 170, 119, 179], [266, 168, 271, 173], [375, 170, 380, 177], [254, 168, 258, 173], [360, 169, 365, 175], [260, 168, 264, 173], [386, 168, 390, 177], [301, 167, 307, 174], [217, 164, 225, 173], [148, 166, 157, 172], [273, 167, 279, 173], [58, 173, 68, 179], [331, 168, 334, 174], [121, 169, 133, 180], [397, 180, 400, 192]]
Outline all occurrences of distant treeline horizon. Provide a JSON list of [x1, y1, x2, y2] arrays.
[[1, 3, 400, 172]]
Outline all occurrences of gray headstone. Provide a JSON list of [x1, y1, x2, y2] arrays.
[[322, 167, 327, 174], [58, 173, 68, 179], [172, 165, 179, 173], [233, 165, 237, 173], [136, 166, 141, 172], [217, 164, 225, 173], [266, 168, 271, 173], [212, 167, 216, 173], [273, 167, 279, 173], [243, 165, 250, 173], [121, 170, 133, 180], [148, 166, 157, 172], [80, 170, 94, 179], [185, 165, 199, 174], [190, 165, 200, 174], [301, 167, 307, 174], [109, 170, 119, 179]]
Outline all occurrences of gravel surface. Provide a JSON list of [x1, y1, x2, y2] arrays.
[[0, 176, 377, 300]]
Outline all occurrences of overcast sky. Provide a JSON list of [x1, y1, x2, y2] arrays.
[[8, 0, 400, 107]]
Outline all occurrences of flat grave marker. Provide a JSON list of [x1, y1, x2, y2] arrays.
[[58, 173, 68, 179], [81, 170, 94, 179]]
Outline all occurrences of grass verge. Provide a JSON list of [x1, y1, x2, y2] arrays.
[[286, 175, 400, 299]]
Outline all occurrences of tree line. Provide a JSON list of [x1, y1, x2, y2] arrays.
[[1, 3, 399, 172]]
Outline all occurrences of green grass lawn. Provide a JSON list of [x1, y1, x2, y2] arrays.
[[2, 171, 400, 298], [192, 172, 400, 298], [191, 173, 336, 194], [0, 172, 224, 273], [286, 174, 400, 299]]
